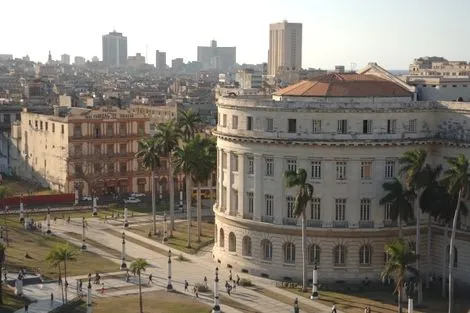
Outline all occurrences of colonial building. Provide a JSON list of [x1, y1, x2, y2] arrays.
[[213, 63, 470, 285]]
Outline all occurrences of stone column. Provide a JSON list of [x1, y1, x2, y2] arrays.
[[274, 156, 284, 224], [217, 148, 224, 209], [92, 197, 97, 216], [253, 154, 263, 221], [237, 153, 245, 217], [212, 267, 220, 313], [322, 161, 333, 226], [226, 151, 232, 214], [120, 232, 127, 270], [81, 217, 87, 251], [374, 160, 385, 227], [167, 250, 173, 290]]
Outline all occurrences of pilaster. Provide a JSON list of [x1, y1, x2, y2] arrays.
[[237, 153, 245, 217], [253, 154, 263, 221]]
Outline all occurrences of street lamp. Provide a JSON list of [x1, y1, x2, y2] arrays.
[[87, 278, 92, 313], [123, 207, 129, 228], [120, 232, 127, 270], [310, 264, 319, 300], [19, 194, 24, 223], [162, 213, 168, 243], [166, 250, 173, 291], [212, 267, 220, 313], [46, 207, 51, 234], [81, 217, 87, 251]]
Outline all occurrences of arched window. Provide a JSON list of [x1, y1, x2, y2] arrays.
[[242, 236, 252, 256], [228, 232, 236, 252], [334, 245, 346, 266], [359, 245, 372, 265], [261, 239, 272, 260], [283, 242, 296, 263], [219, 228, 225, 248], [446, 245, 458, 268], [308, 244, 321, 265]]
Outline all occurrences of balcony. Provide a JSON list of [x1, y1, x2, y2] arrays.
[[307, 220, 323, 228], [261, 215, 274, 223], [332, 221, 349, 228], [282, 217, 298, 226], [383, 220, 397, 227], [358, 220, 374, 228]]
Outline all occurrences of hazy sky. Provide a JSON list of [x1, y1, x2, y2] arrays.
[[2, 0, 468, 70]]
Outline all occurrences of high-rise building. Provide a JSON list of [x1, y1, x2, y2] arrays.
[[102, 31, 128, 68], [155, 50, 167, 71], [268, 21, 302, 76], [74, 56, 86, 66], [61, 54, 70, 65], [197, 40, 236, 72]]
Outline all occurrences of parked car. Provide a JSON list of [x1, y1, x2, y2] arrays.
[[130, 193, 146, 198], [124, 197, 141, 204], [82, 196, 94, 201]]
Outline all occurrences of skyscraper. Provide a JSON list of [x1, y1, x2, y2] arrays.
[[102, 31, 128, 68], [61, 54, 70, 65], [197, 40, 236, 72], [268, 21, 302, 76], [155, 50, 167, 71]]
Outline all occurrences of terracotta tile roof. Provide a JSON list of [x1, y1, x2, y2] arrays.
[[274, 73, 412, 97]]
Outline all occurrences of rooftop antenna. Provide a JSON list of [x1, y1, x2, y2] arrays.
[[350, 62, 357, 73]]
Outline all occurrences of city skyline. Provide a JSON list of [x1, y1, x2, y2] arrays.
[[2, 0, 469, 69]]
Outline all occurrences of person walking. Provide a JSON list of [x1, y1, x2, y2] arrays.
[[236, 275, 240, 286], [79, 280, 83, 294], [126, 270, 130, 283], [229, 270, 232, 282], [50, 293, 54, 306], [184, 280, 189, 292], [24, 303, 29, 312], [100, 283, 105, 294], [203, 276, 208, 288], [148, 274, 153, 286], [332, 304, 337, 313]]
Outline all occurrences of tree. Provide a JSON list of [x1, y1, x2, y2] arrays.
[[130, 258, 149, 313], [136, 137, 161, 235], [178, 109, 202, 141], [45, 243, 77, 303], [399, 149, 427, 303], [0, 243, 5, 304], [441, 154, 470, 313], [379, 178, 414, 238], [74, 160, 105, 215], [284, 168, 314, 292], [172, 138, 200, 248], [382, 238, 418, 313], [154, 120, 181, 236]]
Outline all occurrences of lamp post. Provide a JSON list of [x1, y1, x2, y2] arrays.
[[212, 267, 220, 313], [310, 264, 319, 300], [46, 207, 51, 234], [86, 278, 92, 313], [167, 249, 173, 291], [81, 217, 87, 250], [19, 195, 24, 223], [293, 298, 300, 313], [163, 213, 168, 243], [92, 194, 97, 216], [123, 207, 129, 228], [120, 232, 127, 270]]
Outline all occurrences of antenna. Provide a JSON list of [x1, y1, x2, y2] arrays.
[[350, 62, 357, 72]]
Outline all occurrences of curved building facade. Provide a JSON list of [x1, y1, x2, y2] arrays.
[[213, 65, 470, 283]]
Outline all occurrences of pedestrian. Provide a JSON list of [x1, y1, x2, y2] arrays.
[[101, 283, 105, 294], [53, 217, 57, 224], [24, 303, 29, 312], [184, 280, 189, 291], [4, 268, 8, 282], [332, 304, 337, 313], [204, 276, 208, 287], [88, 273, 92, 282], [148, 274, 153, 286], [236, 274, 240, 286], [229, 269, 232, 282], [104, 216, 107, 223], [50, 293, 54, 305], [58, 274, 62, 286], [126, 271, 130, 283], [232, 280, 236, 291], [227, 284, 232, 296], [79, 280, 83, 293]]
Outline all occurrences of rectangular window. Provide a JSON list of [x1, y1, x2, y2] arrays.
[[247, 116, 253, 130], [361, 161, 372, 180], [247, 156, 254, 174], [232, 154, 239, 172], [362, 120, 372, 134], [336, 161, 347, 180], [52, 123, 55, 132], [119, 123, 127, 136], [107, 123, 114, 136], [265, 157, 274, 177], [408, 119, 417, 133], [93, 163, 101, 173], [360, 199, 371, 221], [232, 115, 238, 129], [311, 160, 321, 179], [286, 158, 297, 172], [107, 144, 114, 155], [288, 119, 297, 133], [384, 202, 392, 221], [335, 199, 346, 221], [108, 163, 114, 173], [387, 119, 396, 134], [265, 194, 273, 216], [120, 162, 127, 173], [247, 192, 254, 213], [312, 120, 322, 133], [45, 122, 48, 131], [74, 124, 81, 137], [286, 196, 295, 218], [311, 198, 321, 220], [385, 160, 395, 179], [266, 118, 274, 132], [119, 143, 127, 155], [337, 120, 348, 134], [222, 114, 227, 127], [61, 125, 64, 134]]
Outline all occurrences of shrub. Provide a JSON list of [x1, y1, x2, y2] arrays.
[[177, 254, 189, 262], [108, 203, 119, 210], [241, 268, 249, 274], [227, 264, 232, 269], [283, 277, 292, 282], [194, 283, 210, 292], [261, 273, 269, 278], [239, 278, 253, 287]]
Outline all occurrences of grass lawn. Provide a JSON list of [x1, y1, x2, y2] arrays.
[[0, 286, 33, 313], [129, 220, 214, 254], [1, 216, 118, 280], [67, 290, 211, 313]]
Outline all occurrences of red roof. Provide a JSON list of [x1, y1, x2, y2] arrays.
[[274, 73, 412, 98]]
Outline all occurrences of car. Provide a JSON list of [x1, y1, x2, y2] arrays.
[[124, 197, 141, 204], [82, 196, 99, 201], [130, 193, 146, 198]]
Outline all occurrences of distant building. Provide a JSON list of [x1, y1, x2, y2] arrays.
[[235, 69, 262, 89], [92, 56, 99, 63], [74, 56, 86, 66], [172, 58, 185, 74], [102, 31, 128, 68], [127, 53, 145, 68], [61, 54, 70, 65], [0, 55, 13, 61], [268, 21, 302, 76], [155, 50, 167, 71], [197, 40, 236, 72], [409, 57, 470, 76]]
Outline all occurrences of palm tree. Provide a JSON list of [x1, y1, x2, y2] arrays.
[[441, 154, 470, 313], [136, 137, 161, 235], [178, 109, 202, 141], [379, 178, 414, 237], [382, 238, 419, 313], [130, 258, 149, 313], [173, 138, 200, 248], [0, 243, 5, 304], [284, 168, 314, 292], [154, 120, 181, 236], [45, 244, 77, 303], [399, 149, 427, 303]]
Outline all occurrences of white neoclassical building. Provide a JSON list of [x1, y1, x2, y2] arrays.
[[212, 63, 470, 284]]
